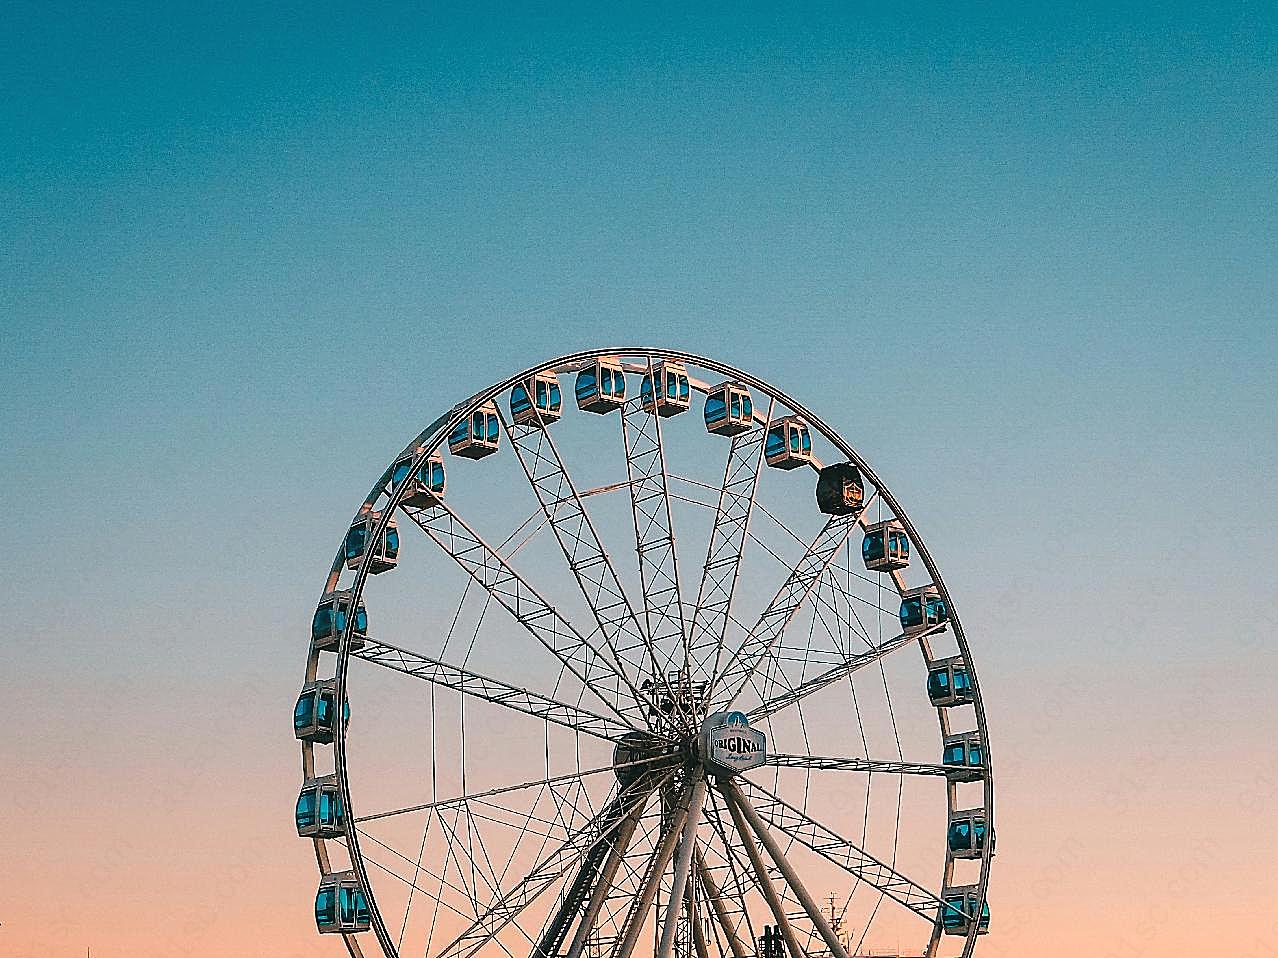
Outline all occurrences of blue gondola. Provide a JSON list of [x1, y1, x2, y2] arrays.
[[311, 591, 367, 653], [899, 586, 947, 632], [511, 372, 563, 427], [927, 655, 974, 707], [942, 731, 985, 783], [315, 872, 370, 934], [391, 448, 446, 508], [640, 360, 691, 417], [941, 885, 990, 936], [576, 357, 628, 413], [296, 775, 345, 839], [862, 519, 909, 572], [704, 383, 754, 436], [293, 680, 349, 745], [448, 402, 501, 459], [345, 511, 399, 574], [947, 809, 989, 859], [765, 416, 813, 469]]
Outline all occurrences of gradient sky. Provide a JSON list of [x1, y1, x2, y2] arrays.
[[3, 2, 1277, 956]]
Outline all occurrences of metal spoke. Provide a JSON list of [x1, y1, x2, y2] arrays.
[[342, 832, 508, 932], [532, 799, 646, 958], [709, 514, 859, 711], [720, 779, 853, 958], [699, 790, 759, 955], [719, 780, 804, 958], [737, 779, 963, 923], [352, 638, 633, 741], [434, 775, 667, 958], [355, 764, 618, 825], [613, 778, 696, 958], [401, 501, 647, 728], [656, 776, 708, 958], [561, 804, 646, 958], [747, 625, 943, 723], [763, 754, 950, 777], [692, 846, 750, 958], [686, 398, 773, 687], [620, 361, 691, 724], [688, 875, 712, 958], [500, 406, 662, 719]]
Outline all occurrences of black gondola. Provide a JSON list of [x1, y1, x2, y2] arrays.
[[815, 462, 864, 514]]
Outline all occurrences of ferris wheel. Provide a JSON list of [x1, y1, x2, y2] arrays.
[[293, 348, 995, 958]]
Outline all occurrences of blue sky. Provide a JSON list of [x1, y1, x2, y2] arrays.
[[2, 2, 1276, 953]]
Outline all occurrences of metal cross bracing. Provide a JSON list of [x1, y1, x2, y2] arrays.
[[685, 399, 773, 689], [352, 638, 635, 742], [723, 500, 896, 716], [574, 804, 669, 958], [695, 790, 760, 957], [400, 500, 649, 730], [498, 407, 665, 724], [763, 754, 951, 776], [619, 367, 694, 729], [735, 780, 968, 924], [748, 623, 946, 724], [719, 778, 854, 958], [709, 513, 860, 712], [434, 773, 672, 958]]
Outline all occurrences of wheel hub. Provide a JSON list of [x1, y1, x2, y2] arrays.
[[697, 710, 766, 775]]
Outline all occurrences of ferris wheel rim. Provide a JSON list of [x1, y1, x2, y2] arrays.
[[301, 346, 995, 958]]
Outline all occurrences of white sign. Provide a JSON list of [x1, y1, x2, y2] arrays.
[[700, 711, 766, 773]]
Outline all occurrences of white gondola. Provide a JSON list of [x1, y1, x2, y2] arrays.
[[861, 519, 909, 571], [899, 584, 947, 633], [510, 372, 563, 427], [940, 884, 990, 936], [310, 590, 367, 653], [293, 679, 348, 745], [947, 808, 989, 859], [942, 730, 985, 783], [296, 775, 345, 839], [927, 655, 974, 707], [575, 357, 628, 413], [765, 416, 813, 469], [448, 402, 501, 459], [315, 871, 370, 934], [345, 510, 399, 574], [640, 360, 691, 417], [703, 382, 754, 436], [391, 448, 446, 508]]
